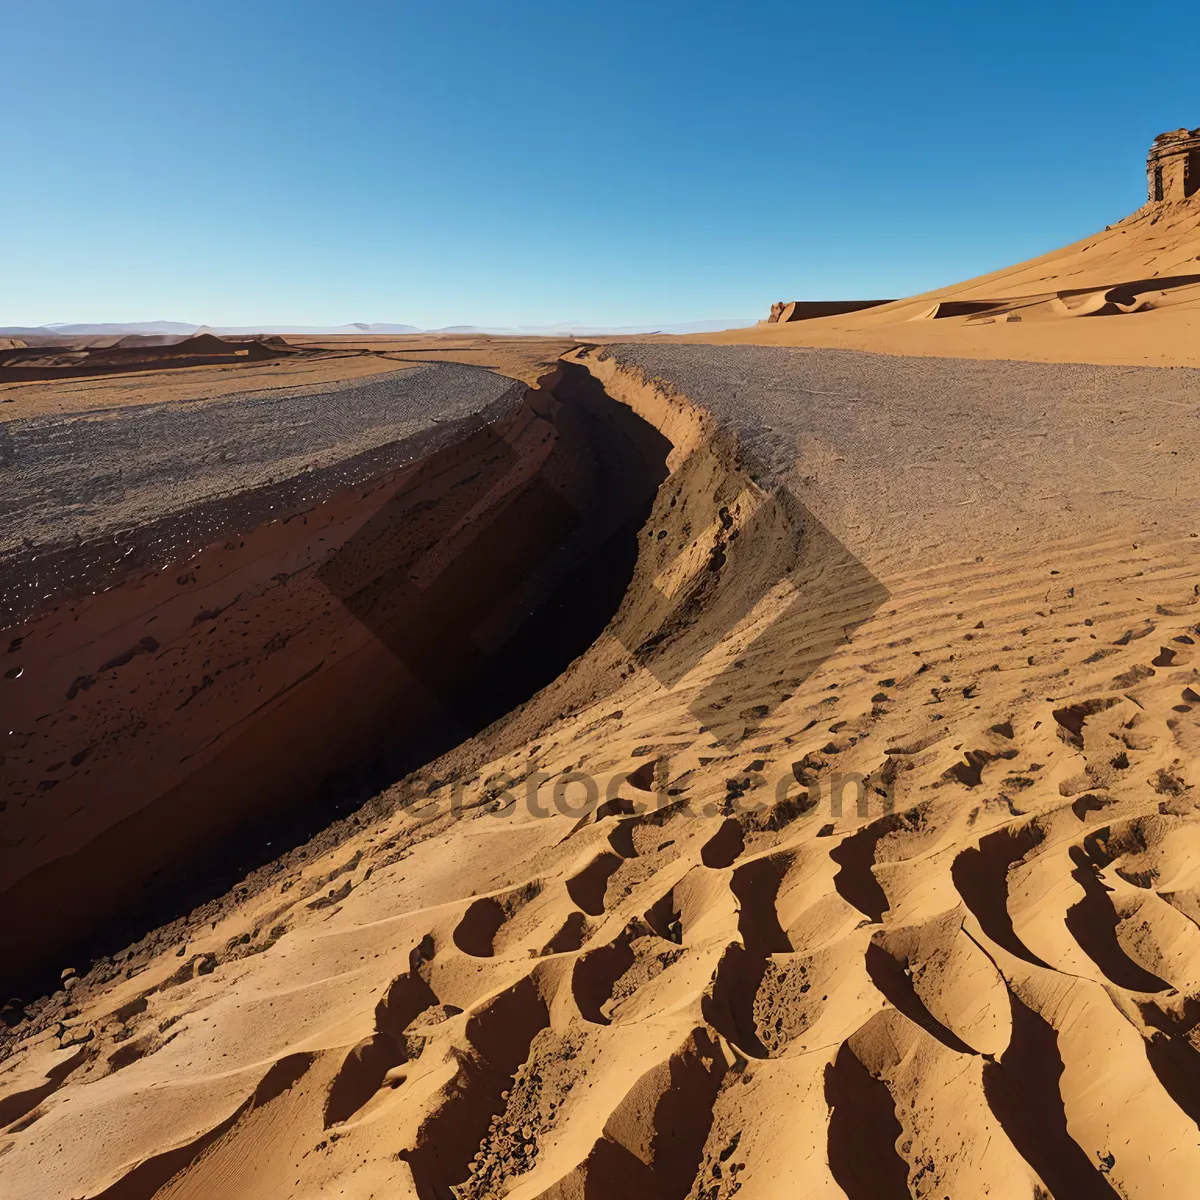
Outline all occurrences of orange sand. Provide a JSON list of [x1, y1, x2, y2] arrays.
[[3, 195, 1200, 1200]]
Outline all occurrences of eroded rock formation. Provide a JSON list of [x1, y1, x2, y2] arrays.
[[1147, 127, 1200, 203]]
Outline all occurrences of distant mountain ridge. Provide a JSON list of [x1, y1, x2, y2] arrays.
[[0, 321, 424, 338], [0, 318, 755, 338]]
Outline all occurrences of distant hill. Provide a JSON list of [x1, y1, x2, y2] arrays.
[[205, 323, 425, 336], [0, 318, 754, 339], [0, 321, 424, 338], [41, 321, 202, 336]]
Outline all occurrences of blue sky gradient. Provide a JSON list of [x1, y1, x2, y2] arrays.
[[3, 0, 1197, 327]]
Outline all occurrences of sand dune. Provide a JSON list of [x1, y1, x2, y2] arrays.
[[693, 185, 1200, 368], [3, 193, 1200, 1198]]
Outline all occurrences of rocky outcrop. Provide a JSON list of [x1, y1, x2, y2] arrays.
[[1147, 127, 1200, 203]]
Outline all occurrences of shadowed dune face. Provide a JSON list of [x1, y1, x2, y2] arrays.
[[824, 1040, 911, 1199]]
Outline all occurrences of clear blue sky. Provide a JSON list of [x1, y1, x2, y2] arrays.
[[3, 0, 1196, 328]]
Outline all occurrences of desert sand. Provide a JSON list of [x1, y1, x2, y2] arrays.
[[2, 165, 1200, 1200], [687, 188, 1200, 370]]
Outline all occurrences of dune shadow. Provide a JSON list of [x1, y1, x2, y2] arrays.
[[1065, 846, 1169, 993], [983, 989, 1120, 1198], [830, 819, 893, 924], [824, 1043, 910, 1199], [951, 824, 1051, 969], [865, 939, 976, 1055], [628, 483, 887, 748]]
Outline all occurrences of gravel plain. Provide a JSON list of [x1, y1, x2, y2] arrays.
[[599, 343, 1200, 569], [0, 362, 523, 626]]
